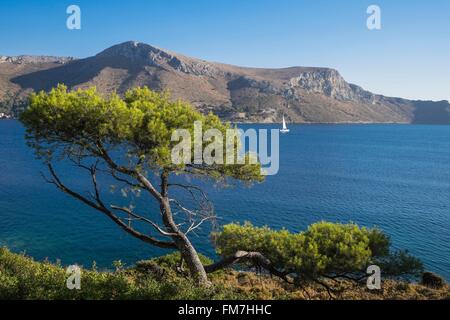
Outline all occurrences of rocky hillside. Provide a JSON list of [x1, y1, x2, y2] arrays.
[[1, 41, 449, 123], [0, 55, 74, 116]]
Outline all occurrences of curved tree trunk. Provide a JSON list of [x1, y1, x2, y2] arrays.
[[160, 173, 210, 286], [173, 231, 210, 285], [204, 250, 290, 282], [45, 147, 211, 286]]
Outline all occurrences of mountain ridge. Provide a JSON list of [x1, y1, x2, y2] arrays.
[[1, 41, 449, 124]]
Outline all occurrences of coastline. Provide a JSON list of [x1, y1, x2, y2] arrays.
[[2, 117, 440, 126]]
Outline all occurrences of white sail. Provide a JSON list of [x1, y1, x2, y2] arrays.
[[280, 115, 289, 133]]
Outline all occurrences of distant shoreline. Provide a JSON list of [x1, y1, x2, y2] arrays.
[[3, 118, 449, 126], [232, 121, 440, 125]]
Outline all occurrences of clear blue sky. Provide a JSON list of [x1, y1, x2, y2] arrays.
[[1, 0, 449, 101]]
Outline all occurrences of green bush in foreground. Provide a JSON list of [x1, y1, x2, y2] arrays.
[[0, 248, 245, 300], [214, 222, 423, 281]]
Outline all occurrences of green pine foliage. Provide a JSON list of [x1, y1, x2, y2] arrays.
[[213, 221, 423, 280], [20, 85, 262, 182]]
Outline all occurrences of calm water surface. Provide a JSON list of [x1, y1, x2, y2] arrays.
[[0, 121, 449, 279]]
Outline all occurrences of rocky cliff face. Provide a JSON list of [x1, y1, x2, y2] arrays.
[[1, 41, 449, 123], [97, 41, 222, 77], [234, 68, 377, 103], [289, 69, 354, 99], [0, 55, 73, 65], [292, 69, 388, 106]]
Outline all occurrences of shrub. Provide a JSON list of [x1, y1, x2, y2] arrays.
[[213, 221, 423, 281], [0, 247, 135, 299], [0, 247, 247, 300], [421, 272, 446, 289]]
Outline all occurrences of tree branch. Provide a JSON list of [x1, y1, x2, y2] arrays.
[[110, 205, 177, 237], [46, 163, 176, 249], [168, 183, 209, 202], [95, 142, 163, 201], [110, 169, 143, 189], [186, 216, 216, 235], [204, 250, 291, 283]]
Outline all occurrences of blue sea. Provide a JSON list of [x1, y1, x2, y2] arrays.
[[0, 120, 449, 280]]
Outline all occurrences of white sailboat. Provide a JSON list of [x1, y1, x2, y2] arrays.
[[280, 115, 290, 133]]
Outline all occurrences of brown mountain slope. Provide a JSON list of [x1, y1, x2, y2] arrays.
[[2, 41, 449, 123], [0, 55, 74, 115]]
